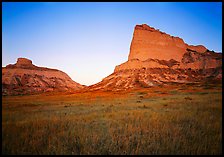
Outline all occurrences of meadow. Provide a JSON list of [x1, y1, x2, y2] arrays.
[[2, 82, 222, 155]]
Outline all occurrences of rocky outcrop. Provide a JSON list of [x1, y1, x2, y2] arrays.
[[128, 24, 207, 62], [2, 58, 84, 95], [87, 24, 222, 91], [3, 24, 221, 94]]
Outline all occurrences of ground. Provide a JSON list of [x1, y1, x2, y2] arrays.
[[2, 82, 222, 155]]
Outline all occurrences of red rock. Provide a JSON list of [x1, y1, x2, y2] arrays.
[[16, 58, 33, 66], [128, 24, 208, 62], [88, 24, 222, 91], [2, 58, 84, 95]]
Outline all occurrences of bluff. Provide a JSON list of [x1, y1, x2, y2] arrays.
[[128, 24, 207, 61], [87, 24, 222, 91], [2, 58, 84, 95]]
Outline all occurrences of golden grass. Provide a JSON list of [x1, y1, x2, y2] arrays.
[[2, 83, 222, 155]]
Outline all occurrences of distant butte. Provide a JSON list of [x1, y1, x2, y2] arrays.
[[2, 58, 84, 95]]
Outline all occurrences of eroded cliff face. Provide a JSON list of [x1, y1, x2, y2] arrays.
[[2, 58, 84, 95], [87, 24, 222, 91], [128, 24, 207, 61], [115, 49, 222, 72]]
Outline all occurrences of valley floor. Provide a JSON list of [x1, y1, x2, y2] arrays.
[[2, 82, 222, 155]]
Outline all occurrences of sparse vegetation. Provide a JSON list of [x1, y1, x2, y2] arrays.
[[2, 83, 222, 155]]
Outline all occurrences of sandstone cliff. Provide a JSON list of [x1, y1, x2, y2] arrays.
[[2, 58, 84, 95], [87, 24, 222, 91], [128, 24, 207, 61]]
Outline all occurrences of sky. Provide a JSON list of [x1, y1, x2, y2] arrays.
[[2, 2, 222, 86]]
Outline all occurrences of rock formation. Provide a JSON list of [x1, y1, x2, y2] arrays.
[[87, 24, 222, 91], [2, 58, 84, 95], [2, 24, 222, 94], [128, 24, 207, 61]]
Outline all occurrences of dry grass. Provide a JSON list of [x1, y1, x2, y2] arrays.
[[2, 83, 222, 155]]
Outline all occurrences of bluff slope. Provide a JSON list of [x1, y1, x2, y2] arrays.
[[2, 58, 84, 95], [87, 24, 222, 91]]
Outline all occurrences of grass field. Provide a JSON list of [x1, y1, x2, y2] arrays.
[[2, 83, 222, 155]]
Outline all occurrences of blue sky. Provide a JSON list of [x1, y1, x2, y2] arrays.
[[2, 2, 222, 85]]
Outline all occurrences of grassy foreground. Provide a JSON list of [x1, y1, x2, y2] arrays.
[[2, 83, 222, 155]]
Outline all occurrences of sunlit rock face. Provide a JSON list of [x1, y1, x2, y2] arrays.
[[128, 24, 207, 62], [87, 24, 222, 91], [2, 58, 84, 95]]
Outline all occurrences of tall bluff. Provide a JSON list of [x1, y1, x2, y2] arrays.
[[87, 24, 222, 91], [128, 24, 207, 62]]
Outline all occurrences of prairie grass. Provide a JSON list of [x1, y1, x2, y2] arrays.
[[2, 83, 222, 155]]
